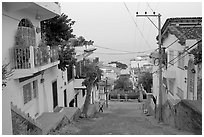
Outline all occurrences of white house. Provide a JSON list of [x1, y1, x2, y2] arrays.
[[151, 17, 202, 105], [2, 2, 62, 134], [2, 2, 98, 134]]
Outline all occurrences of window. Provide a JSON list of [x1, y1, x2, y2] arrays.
[[178, 51, 185, 69], [17, 18, 35, 47], [18, 18, 34, 28], [33, 80, 38, 98], [168, 79, 174, 95], [169, 50, 174, 65], [23, 80, 38, 104], [23, 83, 32, 104]]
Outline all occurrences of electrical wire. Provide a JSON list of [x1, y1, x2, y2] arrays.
[[165, 22, 201, 50], [147, 2, 154, 13], [93, 45, 155, 54], [152, 39, 201, 75], [75, 48, 156, 55], [123, 2, 153, 50]]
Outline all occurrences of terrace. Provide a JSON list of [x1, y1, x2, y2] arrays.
[[11, 45, 59, 79]]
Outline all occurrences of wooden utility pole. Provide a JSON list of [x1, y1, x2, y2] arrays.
[[136, 12, 163, 122]]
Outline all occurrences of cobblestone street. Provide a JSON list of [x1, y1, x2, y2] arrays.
[[60, 101, 194, 135]]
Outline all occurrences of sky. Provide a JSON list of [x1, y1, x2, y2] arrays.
[[61, 1, 202, 65]]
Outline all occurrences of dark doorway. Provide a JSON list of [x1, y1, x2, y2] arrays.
[[75, 94, 78, 107], [52, 80, 58, 109], [64, 89, 67, 107], [69, 99, 74, 107]]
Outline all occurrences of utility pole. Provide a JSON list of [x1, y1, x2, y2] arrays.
[[105, 77, 108, 108], [136, 12, 163, 122]]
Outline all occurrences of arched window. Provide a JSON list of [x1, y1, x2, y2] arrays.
[[16, 18, 36, 47], [18, 18, 34, 28]]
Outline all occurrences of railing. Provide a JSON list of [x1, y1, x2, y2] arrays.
[[12, 46, 31, 69], [11, 46, 59, 69]]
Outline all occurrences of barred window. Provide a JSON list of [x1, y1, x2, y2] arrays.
[[23, 83, 32, 104], [23, 80, 38, 104]]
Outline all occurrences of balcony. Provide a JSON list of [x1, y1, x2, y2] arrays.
[[11, 46, 59, 79], [74, 79, 86, 90], [3, 2, 60, 21]]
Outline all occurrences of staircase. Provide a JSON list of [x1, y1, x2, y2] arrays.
[[10, 102, 43, 135]]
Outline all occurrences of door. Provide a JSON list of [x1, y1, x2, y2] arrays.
[[33, 80, 39, 117], [52, 81, 58, 109], [69, 99, 74, 107], [75, 94, 78, 107], [64, 90, 67, 107]]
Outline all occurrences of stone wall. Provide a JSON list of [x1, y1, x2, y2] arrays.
[[161, 99, 202, 135], [174, 100, 202, 135], [11, 109, 42, 135], [197, 63, 202, 100], [162, 100, 176, 127]]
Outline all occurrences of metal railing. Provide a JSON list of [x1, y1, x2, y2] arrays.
[[11, 46, 59, 69]]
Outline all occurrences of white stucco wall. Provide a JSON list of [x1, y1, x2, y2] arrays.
[[162, 34, 198, 100], [2, 85, 13, 135], [77, 90, 86, 109], [2, 8, 42, 65], [66, 80, 75, 105]]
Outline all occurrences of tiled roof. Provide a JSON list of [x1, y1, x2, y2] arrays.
[[161, 17, 202, 34], [158, 17, 202, 42], [176, 27, 202, 39]]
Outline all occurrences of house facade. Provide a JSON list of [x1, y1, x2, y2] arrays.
[[2, 2, 98, 134], [151, 17, 202, 105], [2, 2, 62, 134]]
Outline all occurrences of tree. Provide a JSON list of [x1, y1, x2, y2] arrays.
[[189, 42, 202, 65], [114, 75, 133, 92], [58, 43, 76, 71], [108, 61, 128, 69], [41, 13, 76, 47], [138, 72, 152, 93], [82, 59, 103, 117]]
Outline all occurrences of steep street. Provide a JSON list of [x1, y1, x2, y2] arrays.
[[59, 101, 194, 135]]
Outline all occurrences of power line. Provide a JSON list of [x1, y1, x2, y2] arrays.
[[94, 45, 155, 53], [147, 3, 154, 13], [152, 39, 201, 75], [75, 48, 155, 55], [123, 2, 153, 50], [165, 22, 201, 50]]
